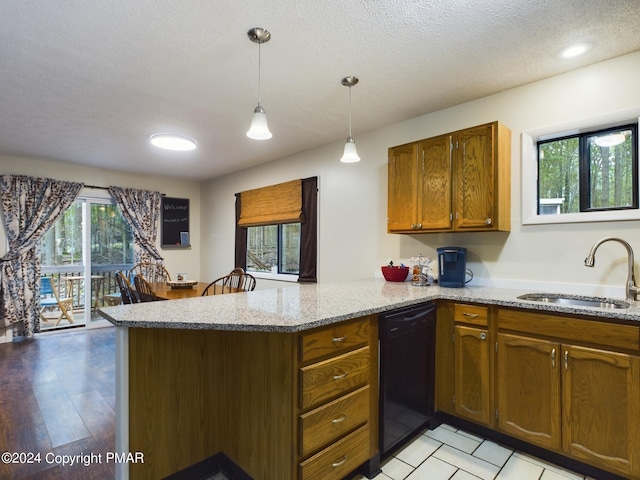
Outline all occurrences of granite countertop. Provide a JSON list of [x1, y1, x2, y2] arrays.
[[97, 278, 640, 332]]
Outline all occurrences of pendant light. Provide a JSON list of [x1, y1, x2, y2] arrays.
[[246, 27, 272, 140], [340, 76, 360, 163]]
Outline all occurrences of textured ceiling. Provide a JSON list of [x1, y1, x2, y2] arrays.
[[1, 0, 639, 180]]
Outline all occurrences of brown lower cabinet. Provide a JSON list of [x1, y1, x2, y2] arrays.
[[437, 302, 640, 480], [127, 315, 378, 480], [496, 307, 640, 479]]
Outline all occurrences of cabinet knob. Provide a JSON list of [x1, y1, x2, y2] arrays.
[[480, 332, 487, 340], [485, 218, 492, 225], [410, 223, 415, 229], [415, 223, 422, 229]]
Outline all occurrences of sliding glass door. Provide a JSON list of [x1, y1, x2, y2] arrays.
[[39, 191, 134, 331]]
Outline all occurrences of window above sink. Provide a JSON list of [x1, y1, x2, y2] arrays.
[[522, 108, 640, 225]]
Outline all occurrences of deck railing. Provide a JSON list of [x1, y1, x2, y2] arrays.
[[41, 264, 133, 309]]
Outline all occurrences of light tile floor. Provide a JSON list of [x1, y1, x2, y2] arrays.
[[353, 424, 598, 480]]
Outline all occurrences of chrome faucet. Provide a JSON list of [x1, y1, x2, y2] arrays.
[[584, 236, 640, 301]]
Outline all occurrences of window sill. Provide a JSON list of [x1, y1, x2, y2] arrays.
[[249, 271, 299, 283]]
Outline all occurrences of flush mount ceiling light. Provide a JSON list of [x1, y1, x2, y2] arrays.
[[246, 27, 272, 140], [558, 42, 592, 59], [150, 133, 197, 151], [340, 76, 360, 163], [594, 133, 626, 147]]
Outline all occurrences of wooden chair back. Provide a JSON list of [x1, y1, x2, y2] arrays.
[[202, 269, 257, 296], [116, 270, 138, 304], [128, 262, 171, 283], [133, 274, 159, 302]]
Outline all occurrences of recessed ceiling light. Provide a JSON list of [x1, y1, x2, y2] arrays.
[[558, 42, 592, 59], [150, 133, 197, 151]]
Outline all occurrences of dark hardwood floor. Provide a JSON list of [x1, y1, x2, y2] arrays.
[[0, 325, 116, 479]]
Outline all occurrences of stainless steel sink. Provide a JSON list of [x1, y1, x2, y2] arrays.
[[517, 293, 630, 309]]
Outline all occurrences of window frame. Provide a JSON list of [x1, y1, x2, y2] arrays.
[[522, 109, 640, 225], [245, 223, 301, 282]]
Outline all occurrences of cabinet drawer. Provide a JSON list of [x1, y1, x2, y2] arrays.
[[498, 308, 640, 352], [300, 385, 370, 457], [299, 424, 370, 480], [300, 346, 370, 411], [454, 303, 489, 327], [301, 318, 370, 364]]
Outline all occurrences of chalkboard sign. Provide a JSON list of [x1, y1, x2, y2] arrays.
[[161, 197, 190, 247]]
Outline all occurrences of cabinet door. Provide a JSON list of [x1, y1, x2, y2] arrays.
[[497, 333, 561, 451], [453, 123, 495, 230], [454, 325, 491, 425], [388, 143, 419, 232], [562, 345, 640, 479], [418, 135, 452, 230]]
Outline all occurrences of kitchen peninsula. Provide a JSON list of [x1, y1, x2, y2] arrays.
[[99, 279, 640, 480]]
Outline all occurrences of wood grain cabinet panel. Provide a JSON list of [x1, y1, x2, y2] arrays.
[[300, 346, 370, 410], [298, 317, 376, 480], [497, 333, 561, 451], [496, 307, 640, 480], [300, 386, 370, 457], [301, 318, 370, 363], [387, 121, 510, 234], [454, 324, 491, 426], [562, 345, 640, 479], [299, 424, 370, 480]]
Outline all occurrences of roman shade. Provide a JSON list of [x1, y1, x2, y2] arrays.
[[238, 179, 303, 227]]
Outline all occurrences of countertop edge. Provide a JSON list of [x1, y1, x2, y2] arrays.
[[98, 280, 640, 332]]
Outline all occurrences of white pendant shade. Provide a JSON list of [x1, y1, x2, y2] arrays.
[[340, 137, 361, 163], [247, 105, 272, 140]]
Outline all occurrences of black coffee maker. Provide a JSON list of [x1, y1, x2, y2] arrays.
[[437, 247, 467, 287]]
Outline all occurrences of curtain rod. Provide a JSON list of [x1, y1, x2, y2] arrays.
[[84, 184, 165, 196]]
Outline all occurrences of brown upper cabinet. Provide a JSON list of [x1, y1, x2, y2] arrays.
[[388, 121, 511, 233]]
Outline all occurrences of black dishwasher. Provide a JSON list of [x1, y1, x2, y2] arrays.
[[379, 302, 436, 456]]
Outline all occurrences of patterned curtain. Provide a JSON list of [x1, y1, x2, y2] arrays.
[[108, 186, 164, 266], [0, 175, 83, 336]]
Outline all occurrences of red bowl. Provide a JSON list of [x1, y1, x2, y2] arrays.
[[381, 266, 409, 282]]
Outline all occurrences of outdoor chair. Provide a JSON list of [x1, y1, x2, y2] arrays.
[[39, 276, 75, 326]]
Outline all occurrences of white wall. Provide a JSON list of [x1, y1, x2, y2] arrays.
[[0, 155, 201, 340], [201, 51, 640, 297]]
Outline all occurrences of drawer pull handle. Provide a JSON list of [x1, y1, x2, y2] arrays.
[[332, 336, 347, 343], [333, 371, 349, 380], [463, 313, 479, 318], [332, 456, 347, 467], [332, 414, 347, 423]]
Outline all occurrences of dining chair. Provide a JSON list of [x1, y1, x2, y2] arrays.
[[202, 269, 257, 296], [128, 262, 172, 283], [39, 276, 75, 326], [133, 274, 162, 302], [116, 270, 138, 304]]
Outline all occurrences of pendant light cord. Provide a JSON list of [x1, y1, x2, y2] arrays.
[[257, 41, 262, 106], [348, 85, 352, 137]]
